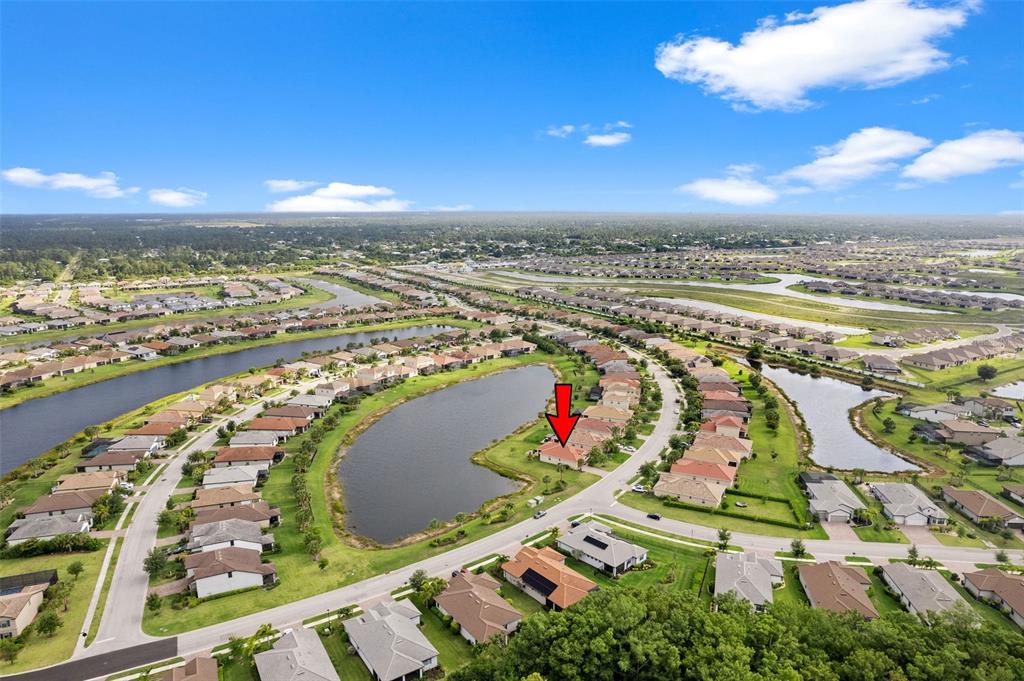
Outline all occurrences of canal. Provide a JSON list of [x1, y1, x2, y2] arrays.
[[339, 364, 554, 544], [758, 364, 920, 473], [0, 324, 454, 474]]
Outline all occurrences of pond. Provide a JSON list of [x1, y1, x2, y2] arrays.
[[0, 324, 454, 475], [993, 381, 1024, 400], [339, 364, 554, 544], [758, 364, 920, 473]]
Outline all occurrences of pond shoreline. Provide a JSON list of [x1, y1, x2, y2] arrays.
[[323, 360, 564, 549]]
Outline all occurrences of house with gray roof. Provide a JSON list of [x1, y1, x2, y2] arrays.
[[343, 599, 438, 681], [5, 513, 92, 545], [806, 480, 865, 522], [714, 552, 784, 611], [254, 627, 339, 681], [870, 483, 948, 526], [555, 522, 648, 576], [972, 437, 1024, 467], [186, 518, 274, 554], [880, 563, 967, 619], [201, 465, 264, 490]]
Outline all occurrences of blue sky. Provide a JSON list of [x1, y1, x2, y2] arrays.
[[1, 1, 1022, 214]]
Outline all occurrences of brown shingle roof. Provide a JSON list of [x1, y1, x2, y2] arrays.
[[798, 561, 878, 619]]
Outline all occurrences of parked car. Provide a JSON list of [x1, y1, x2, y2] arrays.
[[646, 513, 661, 521], [631, 484, 646, 493], [570, 519, 582, 528], [735, 501, 748, 508], [622, 445, 637, 453], [533, 510, 547, 519]]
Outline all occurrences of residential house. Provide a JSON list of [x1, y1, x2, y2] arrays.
[[871, 482, 949, 526], [183, 547, 277, 598], [936, 419, 1002, 446], [668, 459, 737, 489], [555, 522, 648, 577], [535, 441, 588, 469], [5, 514, 92, 545], [797, 561, 878, 619], [714, 552, 784, 611], [54, 471, 124, 494], [343, 599, 439, 681], [157, 657, 218, 681], [212, 446, 283, 469], [190, 486, 261, 512], [21, 489, 103, 520], [0, 582, 49, 639], [653, 472, 725, 507], [186, 518, 274, 553], [806, 480, 866, 523], [962, 397, 1017, 421], [75, 451, 144, 473], [971, 437, 1024, 467], [229, 431, 281, 448], [862, 355, 902, 375], [909, 403, 970, 424], [502, 546, 598, 610], [201, 465, 263, 490], [963, 568, 1024, 628], [879, 563, 967, 618], [435, 571, 522, 645], [191, 501, 281, 529], [254, 627, 340, 681], [942, 487, 1024, 530]]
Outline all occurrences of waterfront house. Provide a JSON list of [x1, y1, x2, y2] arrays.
[[435, 571, 522, 645], [935, 419, 1002, 446], [535, 441, 588, 469], [909, 403, 970, 423], [870, 483, 948, 526], [502, 546, 598, 610]]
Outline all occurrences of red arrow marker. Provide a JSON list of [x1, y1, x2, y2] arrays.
[[545, 383, 580, 447]]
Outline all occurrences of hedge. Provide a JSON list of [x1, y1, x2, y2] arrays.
[[660, 498, 806, 530]]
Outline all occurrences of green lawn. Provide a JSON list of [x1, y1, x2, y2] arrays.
[[0, 544, 109, 673], [143, 351, 604, 635], [867, 572, 907, 616], [772, 564, 809, 607], [941, 572, 1022, 634], [84, 537, 122, 645], [496, 577, 546, 617], [320, 630, 373, 681], [852, 524, 909, 544], [619, 492, 829, 540]]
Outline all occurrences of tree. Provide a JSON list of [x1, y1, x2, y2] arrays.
[[764, 408, 780, 432], [318, 558, 330, 571], [409, 569, 428, 592], [639, 462, 658, 484], [977, 364, 998, 382], [36, 611, 63, 637], [50, 581, 72, 612], [907, 544, 920, 566], [0, 638, 22, 665], [418, 577, 447, 608], [882, 417, 896, 433], [67, 560, 84, 580], [790, 539, 806, 558], [146, 593, 162, 613], [144, 547, 168, 578], [717, 528, 731, 551], [995, 549, 1010, 564], [229, 623, 274, 667]]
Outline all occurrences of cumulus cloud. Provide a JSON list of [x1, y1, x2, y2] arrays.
[[264, 179, 319, 193], [655, 0, 972, 111], [545, 124, 576, 138], [266, 181, 411, 212], [902, 129, 1024, 181], [148, 187, 208, 207], [1, 167, 139, 198], [546, 121, 632, 146], [777, 127, 932, 189], [677, 175, 778, 206], [583, 131, 632, 147]]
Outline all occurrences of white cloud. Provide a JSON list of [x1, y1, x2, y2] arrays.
[[777, 127, 932, 189], [266, 181, 410, 212], [1, 167, 139, 198], [677, 176, 778, 205], [902, 129, 1024, 181], [583, 131, 632, 147], [655, 0, 972, 111], [148, 187, 207, 207], [546, 124, 576, 138], [911, 94, 939, 105], [430, 204, 474, 212], [264, 179, 319, 193]]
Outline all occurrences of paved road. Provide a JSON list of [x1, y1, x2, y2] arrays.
[[5, 639, 178, 681], [56, 319, 1023, 680]]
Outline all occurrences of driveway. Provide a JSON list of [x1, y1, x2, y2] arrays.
[[902, 525, 943, 546], [822, 521, 859, 542]]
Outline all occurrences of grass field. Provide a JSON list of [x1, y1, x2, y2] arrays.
[[142, 351, 606, 635], [0, 544, 109, 673], [84, 537, 122, 645]]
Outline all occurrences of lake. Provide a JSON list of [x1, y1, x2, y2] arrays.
[[758, 364, 920, 473], [339, 364, 554, 544], [993, 381, 1024, 400], [0, 324, 453, 475]]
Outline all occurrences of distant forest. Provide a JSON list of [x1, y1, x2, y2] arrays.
[[0, 213, 1019, 283]]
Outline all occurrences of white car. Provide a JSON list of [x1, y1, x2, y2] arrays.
[[631, 484, 646, 493], [622, 445, 637, 453]]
